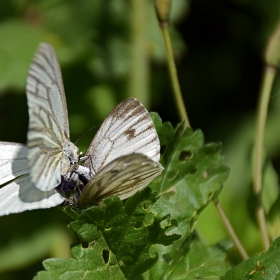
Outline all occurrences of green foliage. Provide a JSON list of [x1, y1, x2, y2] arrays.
[[2, 0, 280, 279], [34, 233, 124, 280], [0, 226, 68, 272], [0, 21, 45, 90], [161, 240, 230, 280], [144, 118, 230, 279], [262, 160, 279, 215], [0, 0, 185, 92], [267, 190, 280, 241], [34, 117, 230, 279], [150, 112, 175, 146], [35, 189, 180, 279], [151, 119, 230, 238], [221, 237, 280, 279]]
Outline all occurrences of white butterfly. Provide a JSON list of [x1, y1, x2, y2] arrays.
[[0, 43, 163, 216], [0, 142, 65, 215]]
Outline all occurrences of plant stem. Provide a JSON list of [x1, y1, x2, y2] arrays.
[[160, 21, 190, 126], [214, 200, 249, 260], [253, 65, 276, 250], [156, 2, 248, 259], [129, 0, 150, 107]]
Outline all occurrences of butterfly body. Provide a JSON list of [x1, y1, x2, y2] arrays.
[[57, 164, 92, 194]]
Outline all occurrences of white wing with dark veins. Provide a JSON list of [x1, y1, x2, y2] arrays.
[[85, 98, 161, 172], [0, 141, 65, 216], [78, 153, 163, 208], [0, 175, 65, 216], [26, 43, 77, 191], [0, 142, 29, 185]]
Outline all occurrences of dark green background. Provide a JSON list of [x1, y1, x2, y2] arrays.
[[0, 0, 280, 279]]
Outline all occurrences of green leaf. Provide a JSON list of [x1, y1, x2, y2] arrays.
[[60, 206, 81, 220], [150, 112, 175, 146], [34, 237, 124, 280], [36, 188, 180, 279], [267, 195, 280, 241], [145, 239, 229, 280], [262, 160, 279, 214], [221, 236, 280, 279], [146, 122, 230, 278], [151, 122, 230, 238]]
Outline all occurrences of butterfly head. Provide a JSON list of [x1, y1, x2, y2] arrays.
[[64, 142, 79, 165]]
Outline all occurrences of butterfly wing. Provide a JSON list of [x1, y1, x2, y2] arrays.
[[0, 175, 65, 216], [77, 153, 163, 208], [0, 142, 65, 216], [0, 142, 29, 185], [26, 43, 74, 191], [84, 98, 161, 173]]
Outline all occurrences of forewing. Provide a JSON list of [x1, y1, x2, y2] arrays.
[[0, 142, 29, 185], [0, 175, 65, 216], [26, 43, 71, 191], [85, 98, 160, 172], [77, 153, 163, 208], [26, 43, 69, 133]]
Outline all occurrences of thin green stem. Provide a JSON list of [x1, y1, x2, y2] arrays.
[[214, 200, 249, 261], [253, 65, 276, 250], [128, 0, 150, 107], [156, 4, 248, 259], [160, 22, 190, 126]]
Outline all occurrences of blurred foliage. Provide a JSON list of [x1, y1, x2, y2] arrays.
[[1, 0, 280, 279]]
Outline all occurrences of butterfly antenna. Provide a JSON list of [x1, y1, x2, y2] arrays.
[[74, 125, 98, 174], [74, 125, 100, 146]]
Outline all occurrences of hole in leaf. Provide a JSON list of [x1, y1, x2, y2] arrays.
[[167, 171, 178, 180], [161, 188, 176, 201], [134, 221, 143, 229], [179, 150, 192, 162], [144, 212, 154, 226], [102, 249, 110, 264], [143, 201, 152, 210], [162, 253, 172, 264], [82, 242, 89, 248], [160, 219, 169, 228], [105, 223, 112, 231]]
